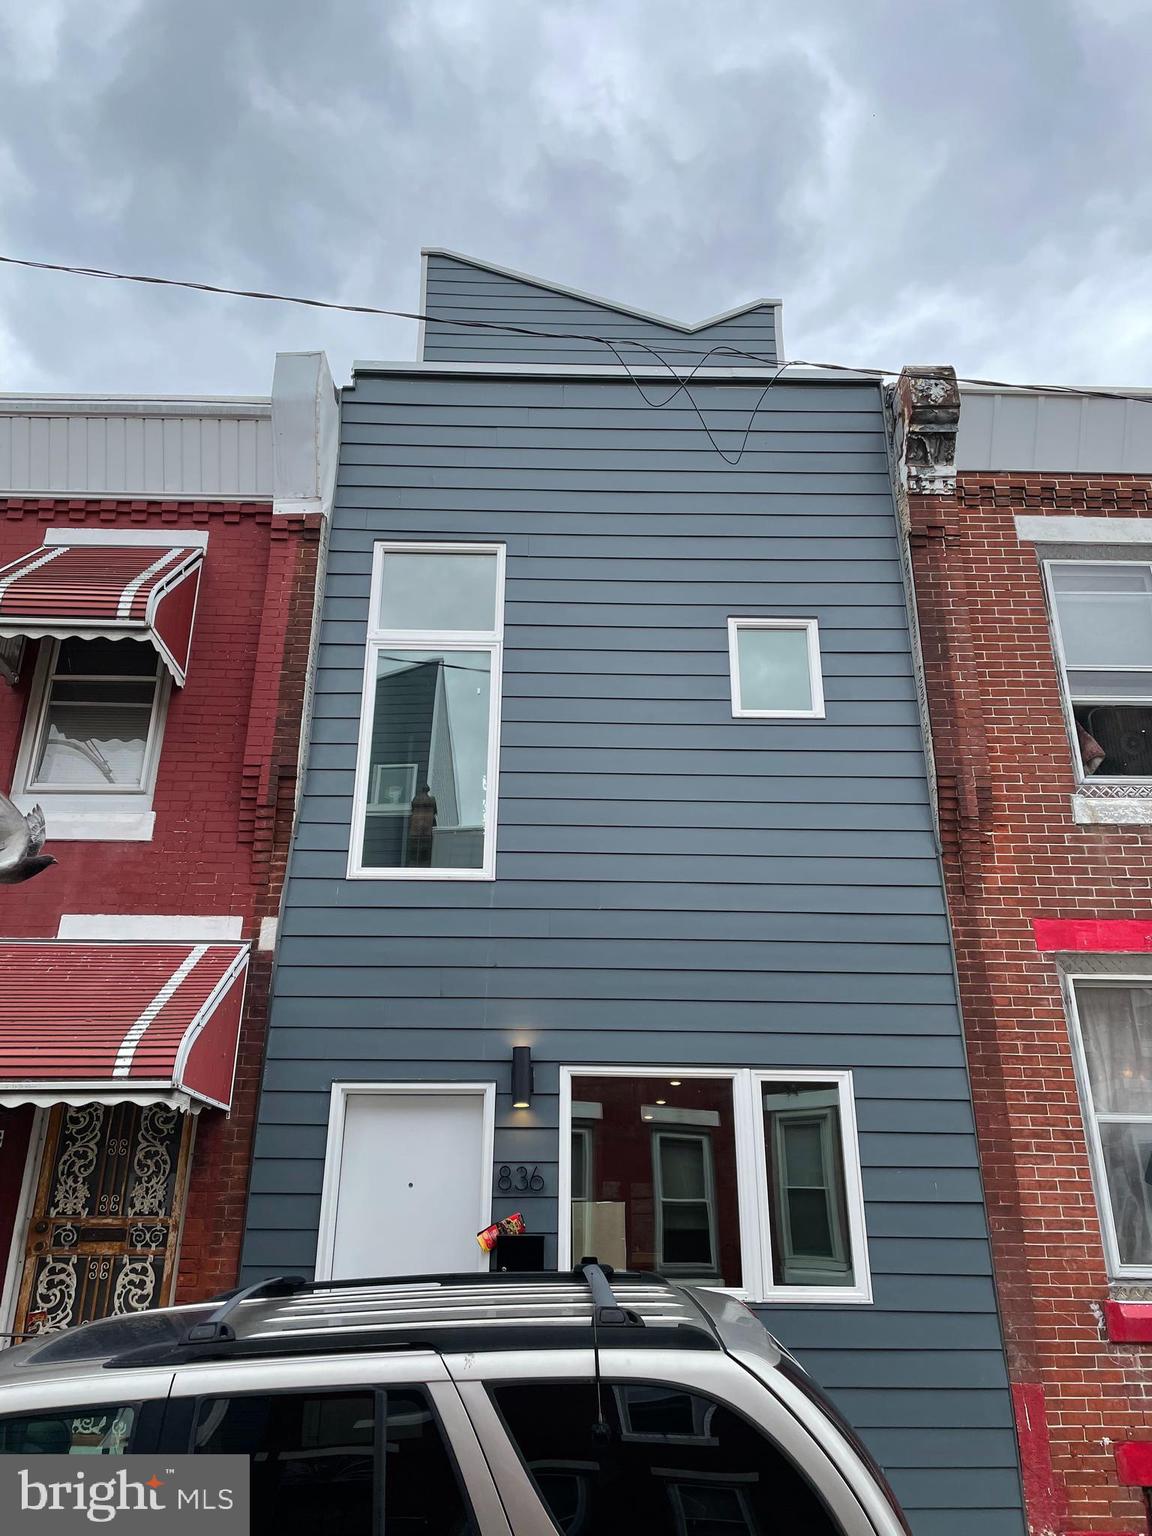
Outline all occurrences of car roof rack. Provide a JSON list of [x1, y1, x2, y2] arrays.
[[6, 1267, 720, 1375], [574, 1258, 645, 1327], [184, 1275, 310, 1344]]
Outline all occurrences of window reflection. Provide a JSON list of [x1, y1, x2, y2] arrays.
[[764, 1083, 854, 1288], [360, 651, 492, 871], [569, 1076, 741, 1287]]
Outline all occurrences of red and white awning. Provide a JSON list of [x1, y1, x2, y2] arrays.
[[0, 942, 248, 1111], [0, 540, 205, 685]]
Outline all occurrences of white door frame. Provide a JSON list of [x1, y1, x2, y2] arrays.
[[0, 1107, 48, 1344], [315, 1081, 496, 1281]]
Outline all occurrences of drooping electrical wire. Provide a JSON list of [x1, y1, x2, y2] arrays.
[[1, 251, 1149, 468]]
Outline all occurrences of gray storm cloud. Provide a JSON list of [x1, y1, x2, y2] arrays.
[[0, 0, 1149, 393]]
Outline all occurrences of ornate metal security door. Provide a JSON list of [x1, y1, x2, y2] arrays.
[[15, 1102, 193, 1334]]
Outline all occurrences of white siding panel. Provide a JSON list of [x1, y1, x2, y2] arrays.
[[0, 407, 273, 496]]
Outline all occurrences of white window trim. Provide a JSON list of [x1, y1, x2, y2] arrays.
[[727, 617, 825, 720], [558, 1065, 871, 1305], [1063, 972, 1152, 1280], [315, 1080, 497, 1281], [8, 637, 170, 842], [347, 542, 506, 881], [1044, 558, 1152, 789]]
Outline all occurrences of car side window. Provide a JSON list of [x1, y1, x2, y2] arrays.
[[491, 1381, 838, 1535], [189, 1388, 475, 1536], [0, 1405, 136, 1455]]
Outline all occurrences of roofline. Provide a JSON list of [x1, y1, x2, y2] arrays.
[[0, 395, 270, 417], [420, 248, 781, 335], [352, 358, 872, 385], [958, 382, 1152, 400]]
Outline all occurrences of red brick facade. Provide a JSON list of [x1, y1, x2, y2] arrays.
[[0, 498, 323, 1302], [907, 470, 1152, 1536]]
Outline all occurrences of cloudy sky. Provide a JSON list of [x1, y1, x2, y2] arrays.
[[0, 0, 1149, 395]]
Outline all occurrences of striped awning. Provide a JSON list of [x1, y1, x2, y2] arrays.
[[0, 942, 248, 1111], [0, 539, 205, 685]]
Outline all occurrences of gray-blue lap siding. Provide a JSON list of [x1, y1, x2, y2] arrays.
[[243, 370, 1024, 1536], [421, 252, 780, 367]]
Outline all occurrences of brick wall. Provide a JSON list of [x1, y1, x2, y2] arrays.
[[909, 473, 1152, 1536], [0, 499, 323, 1303]]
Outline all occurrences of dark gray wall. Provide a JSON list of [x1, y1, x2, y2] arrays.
[[244, 355, 1023, 1536], [421, 251, 780, 367]]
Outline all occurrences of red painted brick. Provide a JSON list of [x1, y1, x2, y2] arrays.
[[0, 500, 323, 1304], [908, 473, 1152, 1534]]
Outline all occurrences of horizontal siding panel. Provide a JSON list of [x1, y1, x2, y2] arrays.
[[268, 967, 961, 1007], [280, 905, 950, 944], [245, 999, 963, 1036], [284, 874, 946, 916], [300, 794, 933, 833], [274, 933, 954, 974]]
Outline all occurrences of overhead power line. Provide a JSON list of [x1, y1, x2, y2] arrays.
[[1, 251, 1149, 468]]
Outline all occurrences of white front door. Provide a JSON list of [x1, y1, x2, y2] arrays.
[[320, 1085, 495, 1279]]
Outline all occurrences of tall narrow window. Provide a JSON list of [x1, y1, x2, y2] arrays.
[[1048, 562, 1152, 778], [727, 618, 824, 719], [351, 544, 504, 879], [1068, 980, 1152, 1275], [654, 1132, 719, 1281]]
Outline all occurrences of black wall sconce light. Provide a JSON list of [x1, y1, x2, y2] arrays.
[[511, 1045, 534, 1109]]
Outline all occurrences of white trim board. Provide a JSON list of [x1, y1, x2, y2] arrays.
[[1016, 515, 1152, 545], [420, 247, 781, 334], [314, 1081, 496, 1282], [57, 914, 244, 941], [43, 529, 211, 549]]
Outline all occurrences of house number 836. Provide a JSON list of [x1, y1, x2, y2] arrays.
[[497, 1164, 545, 1193]]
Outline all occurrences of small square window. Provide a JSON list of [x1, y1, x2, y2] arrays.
[[728, 619, 824, 719]]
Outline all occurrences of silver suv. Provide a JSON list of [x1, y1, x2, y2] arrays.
[[0, 1264, 911, 1535]]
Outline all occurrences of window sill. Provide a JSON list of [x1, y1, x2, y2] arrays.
[[700, 1284, 873, 1307], [12, 796, 155, 843], [1072, 793, 1152, 825]]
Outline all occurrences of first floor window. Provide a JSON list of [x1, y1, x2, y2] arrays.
[[351, 544, 504, 878], [1069, 980, 1152, 1273], [566, 1069, 868, 1302], [1048, 561, 1152, 778]]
